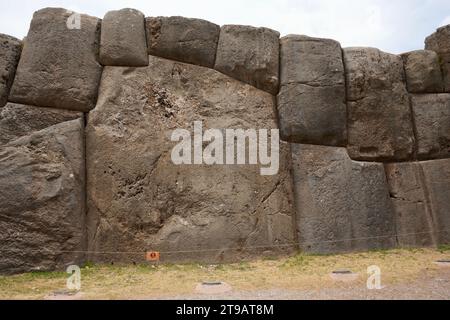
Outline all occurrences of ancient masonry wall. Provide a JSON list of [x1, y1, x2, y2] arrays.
[[0, 7, 449, 273]]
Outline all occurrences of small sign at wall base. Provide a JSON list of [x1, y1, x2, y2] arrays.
[[146, 251, 160, 261]]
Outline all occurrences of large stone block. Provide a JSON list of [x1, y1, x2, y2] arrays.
[[401, 50, 443, 93], [214, 25, 279, 95], [0, 102, 82, 145], [0, 119, 85, 274], [385, 160, 450, 247], [9, 8, 102, 112], [146, 16, 219, 68], [86, 55, 296, 263], [277, 35, 346, 146], [99, 8, 148, 66], [344, 47, 415, 161], [0, 34, 21, 107], [425, 25, 450, 92], [411, 94, 450, 160], [291, 144, 396, 254]]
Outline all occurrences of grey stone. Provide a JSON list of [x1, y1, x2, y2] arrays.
[[277, 35, 347, 146], [425, 25, 450, 92], [0, 102, 82, 145], [146, 16, 219, 68], [411, 94, 450, 160], [86, 55, 296, 264], [99, 8, 148, 66], [279, 35, 344, 87], [385, 160, 450, 247], [401, 50, 443, 93], [0, 34, 21, 107], [214, 25, 279, 95], [9, 8, 102, 112], [291, 144, 397, 254], [344, 47, 415, 161], [0, 119, 85, 274]]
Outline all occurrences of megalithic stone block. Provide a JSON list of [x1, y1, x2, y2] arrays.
[[9, 8, 102, 112], [401, 50, 444, 93], [86, 55, 296, 264], [0, 102, 82, 145], [425, 25, 450, 92], [214, 25, 279, 95], [344, 47, 415, 161], [0, 118, 86, 274], [99, 8, 148, 66], [411, 94, 450, 160], [291, 144, 397, 254], [277, 35, 347, 146], [146, 16, 220, 68], [385, 160, 450, 247], [0, 34, 21, 107]]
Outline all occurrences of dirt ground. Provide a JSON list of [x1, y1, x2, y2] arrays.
[[1, 248, 450, 300]]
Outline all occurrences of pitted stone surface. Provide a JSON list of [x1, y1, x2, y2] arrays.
[[291, 144, 396, 254], [86, 55, 296, 264], [99, 8, 148, 66], [277, 35, 346, 146], [401, 50, 443, 93], [146, 16, 219, 68], [0, 102, 82, 145], [0, 34, 21, 107], [425, 25, 450, 92], [9, 8, 102, 112], [411, 94, 450, 160], [386, 160, 450, 247], [214, 25, 279, 95], [0, 119, 86, 274], [344, 47, 415, 161]]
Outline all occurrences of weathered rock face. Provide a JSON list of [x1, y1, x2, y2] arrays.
[[9, 8, 102, 112], [146, 16, 220, 68], [214, 25, 279, 95], [385, 160, 450, 247], [425, 25, 450, 92], [344, 47, 415, 161], [386, 163, 435, 247], [277, 35, 347, 146], [291, 144, 396, 254], [0, 119, 85, 274], [99, 8, 148, 66], [401, 50, 443, 93], [0, 34, 21, 107], [0, 103, 82, 145], [86, 55, 296, 263], [411, 94, 450, 160]]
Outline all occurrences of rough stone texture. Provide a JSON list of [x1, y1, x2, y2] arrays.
[[385, 160, 450, 247], [214, 25, 279, 95], [425, 25, 450, 92], [291, 144, 397, 254], [99, 8, 148, 66], [0, 102, 82, 145], [344, 47, 415, 161], [9, 8, 102, 112], [0, 119, 85, 274], [401, 50, 443, 93], [411, 94, 450, 160], [146, 16, 219, 68], [277, 35, 347, 146], [0, 34, 21, 107], [86, 55, 296, 264]]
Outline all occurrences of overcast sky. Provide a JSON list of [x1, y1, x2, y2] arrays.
[[1, 0, 450, 54]]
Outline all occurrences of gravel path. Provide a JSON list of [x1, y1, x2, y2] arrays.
[[158, 268, 450, 300]]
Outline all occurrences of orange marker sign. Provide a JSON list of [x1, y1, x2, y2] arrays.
[[146, 251, 160, 261]]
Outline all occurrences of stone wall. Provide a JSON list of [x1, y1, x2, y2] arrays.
[[0, 7, 449, 273]]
